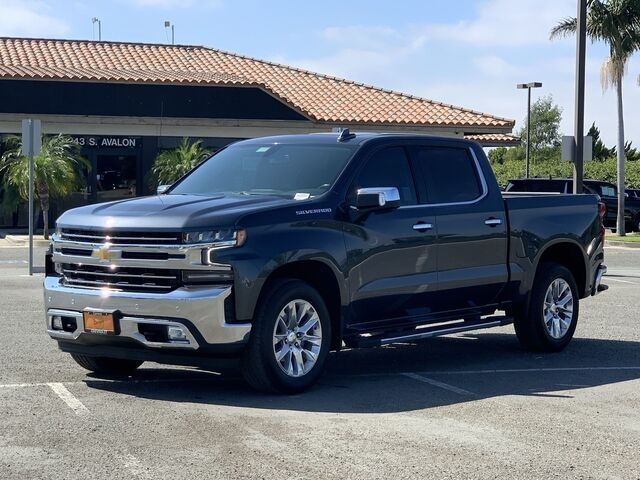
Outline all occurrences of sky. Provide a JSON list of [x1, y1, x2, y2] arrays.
[[0, 0, 639, 146]]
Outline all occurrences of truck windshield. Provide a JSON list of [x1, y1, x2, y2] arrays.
[[170, 143, 357, 198]]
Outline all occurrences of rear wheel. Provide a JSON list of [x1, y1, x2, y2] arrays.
[[241, 279, 331, 393], [514, 262, 579, 352], [70, 354, 143, 374]]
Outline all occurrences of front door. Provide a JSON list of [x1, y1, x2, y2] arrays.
[[344, 146, 438, 329], [411, 143, 508, 315]]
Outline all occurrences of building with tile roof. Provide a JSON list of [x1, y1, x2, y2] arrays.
[[0, 37, 517, 227]]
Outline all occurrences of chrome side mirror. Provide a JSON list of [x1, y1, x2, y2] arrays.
[[156, 185, 171, 195], [355, 187, 401, 210]]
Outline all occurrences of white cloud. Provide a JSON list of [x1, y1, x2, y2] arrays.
[[271, 24, 426, 82], [271, 0, 638, 146], [0, 0, 69, 37], [473, 55, 521, 77], [427, 0, 576, 47]]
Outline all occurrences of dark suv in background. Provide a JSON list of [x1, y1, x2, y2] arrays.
[[505, 178, 640, 232]]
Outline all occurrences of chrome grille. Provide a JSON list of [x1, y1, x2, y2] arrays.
[[60, 263, 180, 292], [59, 228, 181, 245]]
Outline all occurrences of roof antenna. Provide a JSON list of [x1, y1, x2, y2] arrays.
[[337, 128, 356, 142]]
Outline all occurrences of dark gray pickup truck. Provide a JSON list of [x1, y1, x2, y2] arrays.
[[44, 132, 608, 393]]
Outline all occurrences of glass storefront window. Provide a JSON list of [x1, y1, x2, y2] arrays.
[[96, 155, 137, 201]]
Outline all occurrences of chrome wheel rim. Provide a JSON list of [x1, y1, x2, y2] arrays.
[[543, 278, 574, 339], [272, 299, 322, 378]]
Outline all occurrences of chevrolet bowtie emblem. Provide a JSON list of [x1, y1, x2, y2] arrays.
[[91, 245, 121, 262]]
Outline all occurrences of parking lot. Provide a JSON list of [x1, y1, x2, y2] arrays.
[[0, 244, 638, 480]]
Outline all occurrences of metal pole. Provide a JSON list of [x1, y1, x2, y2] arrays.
[[526, 87, 531, 178], [27, 122, 34, 276], [171, 25, 175, 45], [573, 0, 587, 194], [98, 20, 102, 41]]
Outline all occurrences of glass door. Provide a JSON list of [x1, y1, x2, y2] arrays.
[[96, 154, 138, 202]]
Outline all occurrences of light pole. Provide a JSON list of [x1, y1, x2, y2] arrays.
[[573, 0, 587, 194], [517, 82, 543, 178], [91, 17, 101, 41], [164, 21, 175, 45]]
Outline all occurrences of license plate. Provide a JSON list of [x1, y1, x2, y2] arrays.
[[83, 311, 116, 335]]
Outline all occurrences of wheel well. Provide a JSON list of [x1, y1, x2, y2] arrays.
[[261, 261, 343, 349], [537, 243, 587, 296]]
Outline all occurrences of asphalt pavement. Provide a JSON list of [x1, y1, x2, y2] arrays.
[[0, 245, 638, 479]]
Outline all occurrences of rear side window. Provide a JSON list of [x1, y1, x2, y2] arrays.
[[352, 147, 417, 205], [599, 185, 616, 197], [506, 180, 566, 193], [416, 147, 482, 204]]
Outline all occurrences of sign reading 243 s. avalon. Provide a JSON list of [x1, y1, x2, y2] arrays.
[[71, 136, 141, 149]]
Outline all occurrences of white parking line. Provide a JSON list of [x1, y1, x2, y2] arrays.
[[605, 277, 638, 285], [402, 372, 476, 396], [413, 366, 640, 375], [0, 382, 48, 388], [47, 382, 90, 416]]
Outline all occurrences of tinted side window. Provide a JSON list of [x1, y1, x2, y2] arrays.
[[417, 147, 482, 204], [352, 147, 417, 205]]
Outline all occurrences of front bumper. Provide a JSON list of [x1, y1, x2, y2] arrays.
[[44, 276, 251, 352]]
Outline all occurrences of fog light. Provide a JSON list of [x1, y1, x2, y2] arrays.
[[52, 316, 63, 330], [167, 326, 188, 341]]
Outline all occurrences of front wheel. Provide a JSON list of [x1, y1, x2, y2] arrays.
[[514, 262, 579, 352], [241, 279, 331, 394], [70, 354, 143, 374]]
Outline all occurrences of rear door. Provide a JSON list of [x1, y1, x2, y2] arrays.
[[411, 142, 508, 314]]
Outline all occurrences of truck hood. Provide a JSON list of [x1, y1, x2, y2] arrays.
[[56, 193, 294, 230]]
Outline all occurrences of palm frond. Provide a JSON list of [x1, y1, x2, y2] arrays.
[[150, 137, 211, 186], [0, 133, 88, 202], [550, 17, 577, 39]]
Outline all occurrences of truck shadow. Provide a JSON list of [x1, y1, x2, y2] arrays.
[[83, 333, 640, 414]]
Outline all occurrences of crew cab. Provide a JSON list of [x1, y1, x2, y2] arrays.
[[45, 132, 608, 393], [505, 178, 640, 232]]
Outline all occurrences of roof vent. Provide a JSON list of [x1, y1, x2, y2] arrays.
[[337, 128, 356, 142]]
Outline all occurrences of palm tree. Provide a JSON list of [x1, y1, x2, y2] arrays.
[[150, 137, 211, 186], [551, 0, 640, 236], [0, 134, 89, 239]]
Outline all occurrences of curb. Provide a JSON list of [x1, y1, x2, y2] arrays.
[[605, 240, 640, 249], [4, 235, 51, 247]]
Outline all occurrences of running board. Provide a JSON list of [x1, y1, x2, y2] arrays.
[[350, 315, 514, 348]]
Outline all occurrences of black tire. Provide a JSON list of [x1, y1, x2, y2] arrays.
[[514, 262, 579, 352], [241, 279, 331, 394], [70, 354, 143, 374]]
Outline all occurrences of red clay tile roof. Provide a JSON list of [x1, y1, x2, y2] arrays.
[[464, 133, 521, 146], [0, 37, 514, 130]]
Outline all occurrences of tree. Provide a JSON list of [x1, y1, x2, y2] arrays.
[[551, 0, 640, 235], [587, 122, 615, 161], [520, 95, 563, 159], [150, 138, 211, 186], [0, 134, 89, 239]]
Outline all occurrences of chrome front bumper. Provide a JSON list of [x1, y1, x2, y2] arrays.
[[44, 276, 251, 350]]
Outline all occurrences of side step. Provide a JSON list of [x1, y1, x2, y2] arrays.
[[349, 315, 514, 348]]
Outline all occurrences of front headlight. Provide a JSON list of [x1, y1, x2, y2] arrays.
[[183, 228, 246, 247]]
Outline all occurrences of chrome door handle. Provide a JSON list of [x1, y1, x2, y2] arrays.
[[484, 218, 502, 226], [413, 223, 433, 231]]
